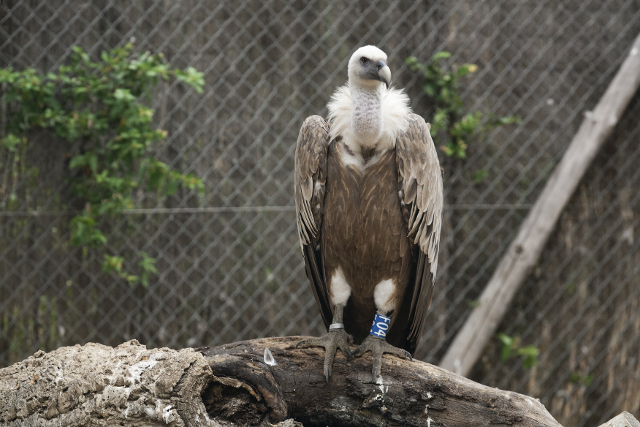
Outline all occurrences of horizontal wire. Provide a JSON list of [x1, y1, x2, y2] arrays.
[[0, 203, 534, 217]]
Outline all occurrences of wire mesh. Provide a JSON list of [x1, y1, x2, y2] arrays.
[[1, 1, 640, 425]]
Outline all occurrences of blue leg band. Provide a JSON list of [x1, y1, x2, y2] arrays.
[[369, 313, 391, 338]]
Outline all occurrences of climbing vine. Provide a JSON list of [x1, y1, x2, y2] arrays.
[[0, 43, 204, 286], [406, 52, 518, 160]]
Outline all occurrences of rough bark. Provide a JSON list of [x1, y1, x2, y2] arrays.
[[198, 337, 561, 427], [597, 412, 640, 427], [0, 340, 218, 426], [1, 337, 634, 427]]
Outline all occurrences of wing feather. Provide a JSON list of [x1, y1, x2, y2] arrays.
[[395, 113, 443, 350], [294, 115, 332, 327]]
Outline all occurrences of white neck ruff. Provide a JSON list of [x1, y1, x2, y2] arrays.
[[327, 84, 411, 152]]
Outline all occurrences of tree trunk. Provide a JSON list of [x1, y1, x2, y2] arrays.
[[0, 337, 633, 426]]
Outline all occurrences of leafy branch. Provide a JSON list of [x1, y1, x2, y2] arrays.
[[0, 42, 204, 286], [406, 52, 518, 160]]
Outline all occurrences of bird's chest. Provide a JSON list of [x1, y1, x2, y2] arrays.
[[323, 145, 404, 250]]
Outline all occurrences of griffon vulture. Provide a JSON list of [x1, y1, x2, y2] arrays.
[[294, 45, 443, 380]]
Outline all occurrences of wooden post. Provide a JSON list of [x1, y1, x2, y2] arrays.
[[440, 32, 640, 377]]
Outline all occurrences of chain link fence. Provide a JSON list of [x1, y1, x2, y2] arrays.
[[2, 0, 640, 425]]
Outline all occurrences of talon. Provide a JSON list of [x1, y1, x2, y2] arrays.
[[341, 345, 353, 358], [355, 335, 412, 378], [295, 329, 352, 380]]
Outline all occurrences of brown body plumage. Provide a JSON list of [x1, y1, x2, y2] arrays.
[[295, 114, 441, 355], [323, 140, 414, 347]]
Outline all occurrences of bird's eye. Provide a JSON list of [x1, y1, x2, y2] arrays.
[[360, 57, 369, 64]]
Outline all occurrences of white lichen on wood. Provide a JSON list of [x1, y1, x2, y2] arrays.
[[0, 340, 217, 426]]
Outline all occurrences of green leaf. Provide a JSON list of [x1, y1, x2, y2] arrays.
[[102, 254, 124, 273], [69, 214, 107, 247], [1, 134, 21, 152], [584, 374, 594, 387], [466, 299, 481, 308], [405, 56, 420, 70], [114, 88, 135, 101], [569, 372, 581, 383], [147, 161, 168, 191], [454, 141, 467, 158], [88, 153, 98, 172], [498, 333, 514, 361], [499, 115, 518, 125], [137, 251, 157, 287], [165, 176, 179, 196], [457, 63, 478, 77], [517, 346, 539, 369], [423, 82, 436, 97], [175, 66, 205, 93], [473, 170, 488, 184], [432, 51, 451, 60], [69, 154, 87, 169]]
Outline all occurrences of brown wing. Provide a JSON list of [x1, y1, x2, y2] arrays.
[[294, 115, 332, 328], [395, 113, 443, 352]]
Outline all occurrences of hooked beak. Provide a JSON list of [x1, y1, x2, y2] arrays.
[[377, 60, 391, 89]]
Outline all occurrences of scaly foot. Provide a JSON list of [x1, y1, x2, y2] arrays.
[[296, 329, 354, 381], [352, 335, 412, 380]]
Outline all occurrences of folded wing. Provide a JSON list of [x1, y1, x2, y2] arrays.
[[294, 115, 332, 328], [395, 113, 444, 352]]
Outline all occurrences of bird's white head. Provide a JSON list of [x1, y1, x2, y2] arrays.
[[348, 45, 391, 90]]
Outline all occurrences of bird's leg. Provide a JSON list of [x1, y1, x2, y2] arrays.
[[352, 311, 412, 380], [296, 303, 354, 381]]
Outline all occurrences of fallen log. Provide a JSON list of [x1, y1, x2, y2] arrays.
[[0, 337, 634, 426], [198, 337, 561, 427]]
